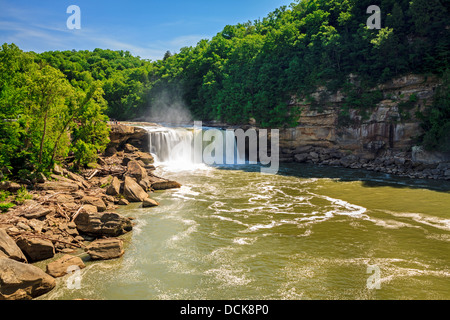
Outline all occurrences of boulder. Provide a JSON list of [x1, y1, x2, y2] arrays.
[[45, 255, 85, 278], [81, 204, 98, 214], [81, 196, 107, 213], [0, 229, 27, 262], [412, 146, 450, 165], [151, 180, 182, 191], [74, 211, 132, 237], [309, 152, 319, 159], [0, 257, 56, 300], [123, 176, 149, 202], [294, 154, 308, 163], [15, 236, 55, 262], [85, 238, 124, 261], [123, 143, 138, 153], [99, 176, 113, 188], [106, 177, 122, 196], [136, 152, 154, 165], [104, 146, 118, 157], [27, 219, 45, 233], [142, 198, 159, 208], [126, 161, 148, 182], [139, 178, 152, 191], [118, 198, 129, 206]]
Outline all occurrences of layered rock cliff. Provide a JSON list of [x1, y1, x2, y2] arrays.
[[278, 74, 450, 180]]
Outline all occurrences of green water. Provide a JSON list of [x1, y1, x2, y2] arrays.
[[39, 163, 450, 300]]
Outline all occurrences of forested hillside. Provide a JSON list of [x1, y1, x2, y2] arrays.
[[1, 0, 449, 178]]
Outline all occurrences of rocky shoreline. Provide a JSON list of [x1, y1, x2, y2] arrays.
[[0, 124, 180, 300], [280, 145, 450, 181]]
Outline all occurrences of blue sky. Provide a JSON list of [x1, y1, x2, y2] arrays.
[[0, 0, 294, 61]]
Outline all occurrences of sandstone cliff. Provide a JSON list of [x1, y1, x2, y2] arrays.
[[278, 74, 450, 180]]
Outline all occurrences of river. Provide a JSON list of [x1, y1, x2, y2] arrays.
[[39, 126, 450, 300]]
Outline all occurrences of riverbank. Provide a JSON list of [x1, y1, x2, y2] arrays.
[[0, 124, 180, 300], [200, 121, 450, 181]]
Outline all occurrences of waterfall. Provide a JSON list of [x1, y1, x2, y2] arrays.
[[145, 126, 196, 164], [143, 125, 246, 169]]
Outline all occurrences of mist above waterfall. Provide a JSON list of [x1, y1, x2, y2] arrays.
[[146, 89, 193, 126]]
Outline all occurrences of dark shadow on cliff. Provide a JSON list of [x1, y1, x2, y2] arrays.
[[213, 162, 450, 193]]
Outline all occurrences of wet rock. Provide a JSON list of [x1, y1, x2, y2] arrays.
[[45, 255, 85, 278], [123, 176, 149, 202], [142, 198, 159, 208], [147, 175, 181, 191], [16, 236, 55, 262], [85, 238, 124, 261], [151, 180, 182, 191], [74, 211, 132, 237], [0, 229, 27, 262], [118, 198, 129, 206], [0, 257, 56, 300]]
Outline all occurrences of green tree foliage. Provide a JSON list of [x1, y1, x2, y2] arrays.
[[0, 44, 110, 178], [2, 0, 449, 158], [417, 69, 450, 152]]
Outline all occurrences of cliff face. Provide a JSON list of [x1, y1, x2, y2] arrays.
[[278, 74, 450, 179]]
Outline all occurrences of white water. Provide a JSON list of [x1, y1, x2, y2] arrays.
[[144, 125, 245, 171]]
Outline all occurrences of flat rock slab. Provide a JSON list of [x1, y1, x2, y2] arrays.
[[22, 203, 55, 220], [38, 180, 79, 192], [0, 257, 56, 300], [86, 238, 124, 260], [74, 211, 132, 237]]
